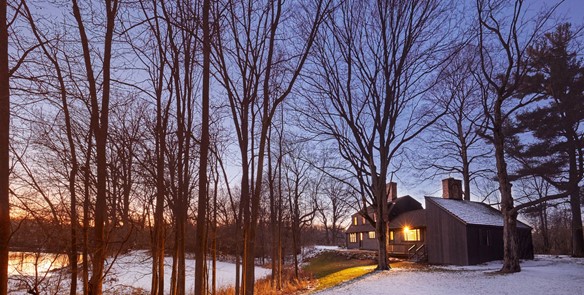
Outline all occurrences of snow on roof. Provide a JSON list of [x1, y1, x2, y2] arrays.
[[426, 197, 530, 228]]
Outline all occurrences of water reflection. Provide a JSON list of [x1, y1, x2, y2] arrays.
[[8, 252, 73, 277]]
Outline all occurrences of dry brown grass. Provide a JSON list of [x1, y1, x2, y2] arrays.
[[216, 268, 313, 295]]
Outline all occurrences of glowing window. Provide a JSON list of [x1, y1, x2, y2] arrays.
[[360, 233, 364, 241], [368, 231, 375, 239], [389, 231, 394, 241], [349, 233, 357, 243], [353, 217, 357, 225], [403, 227, 421, 242]]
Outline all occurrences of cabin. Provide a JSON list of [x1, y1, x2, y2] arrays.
[[346, 183, 422, 252], [345, 178, 534, 265]]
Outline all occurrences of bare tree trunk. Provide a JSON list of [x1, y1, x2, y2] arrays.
[[539, 202, 550, 253], [493, 102, 520, 273], [276, 111, 284, 290], [0, 0, 10, 292], [152, 71, 167, 295], [194, 0, 211, 292], [375, 181, 389, 270], [268, 128, 277, 287], [568, 147, 584, 257], [82, 133, 93, 295], [459, 124, 471, 201], [71, 1, 119, 293], [211, 163, 218, 295]]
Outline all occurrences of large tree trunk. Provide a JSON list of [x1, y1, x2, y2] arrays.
[[540, 203, 550, 253], [494, 101, 520, 273], [375, 181, 389, 271], [152, 81, 166, 295], [0, 0, 10, 292], [194, 0, 211, 291], [568, 147, 584, 257]]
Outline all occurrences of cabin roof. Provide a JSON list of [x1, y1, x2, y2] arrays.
[[425, 197, 531, 229], [345, 223, 375, 233], [388, 209, 426, 229]]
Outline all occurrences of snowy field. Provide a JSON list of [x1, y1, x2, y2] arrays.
[[8, 251, 271, 294], [314, 255, 584, 295]]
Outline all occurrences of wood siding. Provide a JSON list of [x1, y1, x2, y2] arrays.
[[427, 197, 534, 265], [466, 225, 504, 265], [426, 200, 468, 265]]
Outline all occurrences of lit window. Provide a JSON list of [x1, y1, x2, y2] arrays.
[[403, 227, 421, 241], [374, 213, 377, 222], [360, 233, 364, 241], [368, 231, 375, 239], [389, 231, 394, 241], [362, 216, 366, 224], [353, 217, 357, 225], [350, 233, 357, 243]]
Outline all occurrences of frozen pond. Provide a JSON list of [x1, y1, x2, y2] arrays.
[[8, 251, 74, 277]]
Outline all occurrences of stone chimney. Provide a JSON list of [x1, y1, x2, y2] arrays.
[[442, 178, 462, 200], [386, 182, 397, 202]]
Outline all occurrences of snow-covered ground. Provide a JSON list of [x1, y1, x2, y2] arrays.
[[314, 255, 584, 295], [8, 251, 271, 294]]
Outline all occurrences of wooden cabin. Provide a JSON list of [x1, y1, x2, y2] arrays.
[[345, 178, 534, 265], [425, 195, 534, 265], [345, 182, 423, 254]]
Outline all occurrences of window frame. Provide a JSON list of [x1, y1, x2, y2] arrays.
[[403, 228, 421, 242]]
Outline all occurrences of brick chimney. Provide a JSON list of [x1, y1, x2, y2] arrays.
[[442, 178, 462, 200], [386, 182, 397, 202]]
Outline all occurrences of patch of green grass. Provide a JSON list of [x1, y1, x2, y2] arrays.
[[303, 251, 377, 291], [315, 264, 377, 290]]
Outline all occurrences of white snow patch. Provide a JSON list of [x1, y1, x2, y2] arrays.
[[314, 245, 340, 250], [314, 255, 584, 295], [301, 245, 341, 263]]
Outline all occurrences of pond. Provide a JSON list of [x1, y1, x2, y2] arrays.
[[8, 252, 74, 277]]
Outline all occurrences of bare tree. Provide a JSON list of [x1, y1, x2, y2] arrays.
[[70, 0, 120, 293], [0, 0, 10, 291], [212, 1, 330, 293], [0, 1, 36, 291], [301, 0, 454, 270], [419, 46, 492, 201], [194, 0, 211, 292], [475, 0, 559, 272], [20, 4, 83, 292], [318, 180, 351, 245], [282, 141, 319, 279], [129, 1, 173, 293]]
